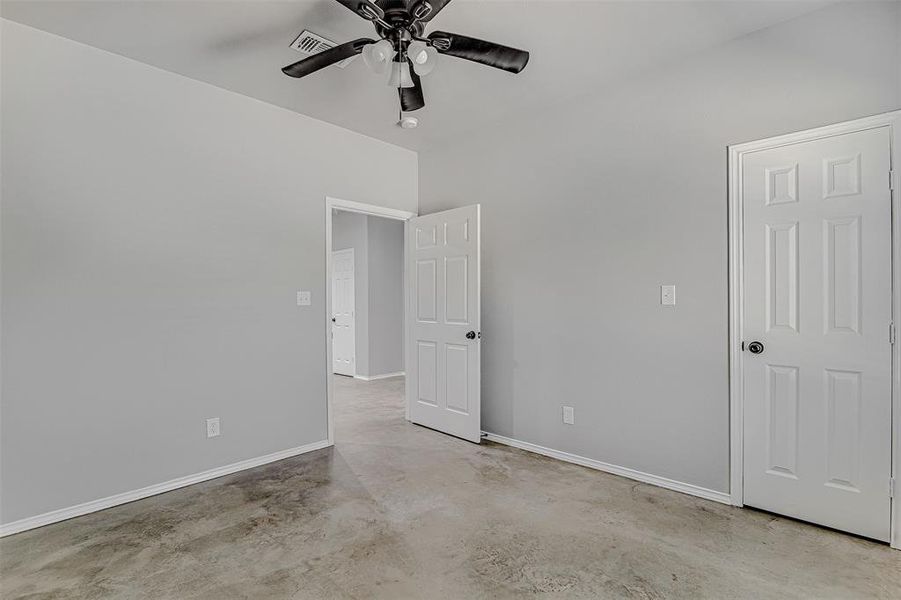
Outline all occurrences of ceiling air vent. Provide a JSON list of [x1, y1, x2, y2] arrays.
[[290, 30, 355, 69]]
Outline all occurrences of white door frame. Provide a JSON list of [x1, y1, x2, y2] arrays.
[[727, 110, 900, 549], [325, 196, 417, 446]]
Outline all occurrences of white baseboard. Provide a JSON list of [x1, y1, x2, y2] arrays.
[[482, 432, 731, 505], [0, 439, 331, 538], [354, 371, 405, 381]]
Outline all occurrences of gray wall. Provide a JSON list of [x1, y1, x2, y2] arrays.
[[366, 217, 405, 377], [0, 20, 417, 525], [331, 213, 404, 378], [420, 1, 901, 494]]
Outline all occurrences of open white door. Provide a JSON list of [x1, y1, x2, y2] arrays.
[[407, 205, 481, 443]]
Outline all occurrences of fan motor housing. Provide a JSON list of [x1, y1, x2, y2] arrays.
[[375, 20, 424, 40]]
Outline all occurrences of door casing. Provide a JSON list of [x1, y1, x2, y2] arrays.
[[325, 197, 416, 446], [728, 110, 901, 549]]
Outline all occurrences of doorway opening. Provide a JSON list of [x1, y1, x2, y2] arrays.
[[325, 197, 415, 444], [325, 197, 483, 446]]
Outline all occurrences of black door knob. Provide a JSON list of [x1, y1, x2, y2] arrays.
[[465, 331, 476, 340], [331, 317, 336, 323], [747, 341, 764, 354]]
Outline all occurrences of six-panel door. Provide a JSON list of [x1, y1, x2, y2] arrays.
[[408, 205, 481, 443], [742, 127, 893, 541], [332, 248, 355, 377]]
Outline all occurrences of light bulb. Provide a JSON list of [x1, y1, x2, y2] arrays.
[[362, 39, 395, 74], [406, 41, 438, 76], [387, 61, 414, 88]]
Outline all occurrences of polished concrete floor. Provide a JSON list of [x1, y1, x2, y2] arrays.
[[2, 376, 900, 599]]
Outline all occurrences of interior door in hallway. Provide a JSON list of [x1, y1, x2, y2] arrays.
[[332, 248, 355, 377], [408, 205, 481, 443], [742, 126, 893, 541]]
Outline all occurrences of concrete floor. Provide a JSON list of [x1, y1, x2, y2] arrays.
[[2, 376, 900, 599]]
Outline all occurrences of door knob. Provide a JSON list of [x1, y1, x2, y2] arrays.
[[465, 331, 477, 340], [331, 317, 336, 323], [747, 341, 764, 354]]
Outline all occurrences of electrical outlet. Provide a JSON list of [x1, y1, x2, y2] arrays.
[[296, 291, 311, 306], [562, 406, 574, 425], [661, 284, 676, 306], [206, 417, 220, 438]]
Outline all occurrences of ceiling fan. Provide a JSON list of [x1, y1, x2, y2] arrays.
[[281, 0, 529, 121]]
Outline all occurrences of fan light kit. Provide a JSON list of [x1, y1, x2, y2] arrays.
[[282, 0, 530, 125]]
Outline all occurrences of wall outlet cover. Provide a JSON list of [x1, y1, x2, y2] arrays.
[[661, 285, 676, 306], [206, 417, 220, 438], [562, 406, 575, 425], [297, 291, 312, 306]]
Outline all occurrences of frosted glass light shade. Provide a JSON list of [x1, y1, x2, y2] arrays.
[[362, 40, 395, 74], [406, 41, 438, 76], [387, 61, 414, 88]]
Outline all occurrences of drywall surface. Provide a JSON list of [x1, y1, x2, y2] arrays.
[[331, 213, 404, 378], [332, 210, 370, 377], [0, 20, 417, 525], [419, 1, 900, 494], [366, 217, 404, 377], [897, 0, 901, 101]]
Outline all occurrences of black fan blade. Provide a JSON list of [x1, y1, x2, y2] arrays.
[[427, 31, 529, 73], [410, 0, 451, 23], [332, 0, 385, 21], [399, 61, 425, 111], [282, 38, 374, 78]]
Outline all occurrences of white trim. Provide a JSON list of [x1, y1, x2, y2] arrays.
[[727, 110, 901, 548], [0, 439, 330, 538], [325, 197, 416, 445], [728, 126, 746, 508], [353, 371, 405, 381], [404, 219, 412, 423], [483, 432, 731, 505], [327, 197, 415, 221]]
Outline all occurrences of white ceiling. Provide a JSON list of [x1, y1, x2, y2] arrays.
[[2, 0, 833, 150]]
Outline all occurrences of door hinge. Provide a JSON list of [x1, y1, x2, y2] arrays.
[[890, 322, 895, 345], [891, 477, 896, 499], [890, 170, 896, 191]]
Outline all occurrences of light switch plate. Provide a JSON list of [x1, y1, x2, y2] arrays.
[[206, 417, 220, 438], [562, 406, 574, 425], [297, 291, 311, 306], [661, 285, 676, 306]]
